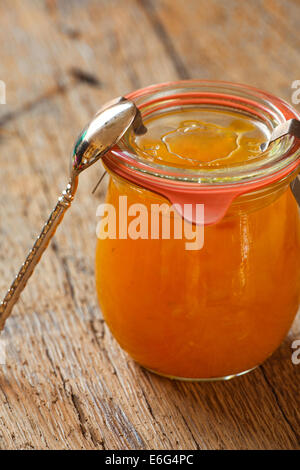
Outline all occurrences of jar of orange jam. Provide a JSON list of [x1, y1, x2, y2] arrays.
[[96, 81, 300, 381]]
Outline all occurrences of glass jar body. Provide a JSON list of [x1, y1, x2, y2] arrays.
[[95, 174, 300, 380]]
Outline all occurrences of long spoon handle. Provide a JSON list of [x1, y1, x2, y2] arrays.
[[0, 179, 78, 330]]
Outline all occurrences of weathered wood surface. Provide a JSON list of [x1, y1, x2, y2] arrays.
[[0, 0, 299, 450]]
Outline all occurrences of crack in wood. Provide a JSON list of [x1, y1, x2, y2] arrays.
[[88, 318, 119, 377], [42, 341, 106, 450], [51, 241, 77, 307], [70, 392, 88, 440], [71, 390, 107, 449], [141, 388, 155, 419], [0, 69, 101, 129], [59, 24, 82, 40], [260, 365, 300, 446], [69, 67, 102, 88], [173, 404, 202, 450], [139, 0, 190, 80], [89, 317, 105, 343]]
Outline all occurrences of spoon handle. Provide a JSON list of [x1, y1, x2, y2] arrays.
[[0, 179, 78, 330]]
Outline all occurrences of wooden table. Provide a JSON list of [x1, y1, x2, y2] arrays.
[[0, 0, 299, 450]]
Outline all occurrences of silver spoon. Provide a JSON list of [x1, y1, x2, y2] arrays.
[[260, 118, 300, 151], [260, 119, 300, 204], [0, 96, 146, 330]]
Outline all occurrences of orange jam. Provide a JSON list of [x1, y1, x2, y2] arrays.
[[95, 106, 300, 380], [130, 109, 267, 168]]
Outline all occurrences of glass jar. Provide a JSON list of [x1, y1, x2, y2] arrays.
[[95, 81, 300, 381]]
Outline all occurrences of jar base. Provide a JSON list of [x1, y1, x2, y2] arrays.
[[143, 365, 258, 382]]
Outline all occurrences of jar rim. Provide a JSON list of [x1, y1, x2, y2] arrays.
[[106, 80, 300, 187], [103, 80, 300, 225]]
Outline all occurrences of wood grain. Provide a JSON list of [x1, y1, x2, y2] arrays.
[[0, 0, 299, 450]]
